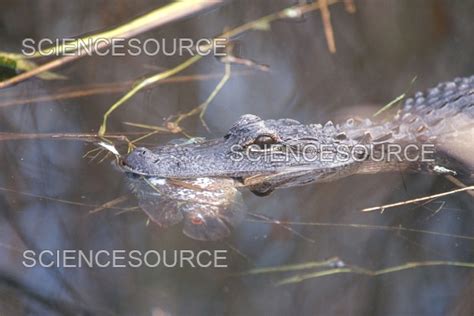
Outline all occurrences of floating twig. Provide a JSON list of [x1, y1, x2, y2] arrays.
[[361, 186, 474, 213]]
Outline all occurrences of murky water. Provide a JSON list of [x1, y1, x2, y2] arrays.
[[1, 1, 473, 315]]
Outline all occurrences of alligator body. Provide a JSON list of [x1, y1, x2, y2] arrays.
[[120, 76, 474, 240], [123, 76, 474, 195]]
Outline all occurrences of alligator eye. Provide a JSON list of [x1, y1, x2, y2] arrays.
[[253, 135, 277, 149], [137, 149, 149, 157]]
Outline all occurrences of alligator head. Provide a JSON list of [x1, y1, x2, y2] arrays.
[[121, 114, 364, 194]]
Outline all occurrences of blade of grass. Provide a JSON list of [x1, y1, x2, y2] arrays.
[[34, 1, 223, 57], [98, 54, 202, 137], [97, 0, 343, 137], [0, 1, 221, 89], [373, 76, 417, 117], [276, 260, 474, 285], [246, 218, 474, 241]]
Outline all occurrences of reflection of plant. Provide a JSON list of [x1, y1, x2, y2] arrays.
[[0, 0, 350, 139], [96, 0, 347, 139], [242, 256, 474, 285]]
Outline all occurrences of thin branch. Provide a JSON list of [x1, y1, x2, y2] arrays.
[[97, 0, 342, 137], [319, 0, 336, 53], [241, 257, 339, 275], [173, 62, 232, 130], [445, 174, 474, 198], [0, 54, 81, 89], [0, 186, 134, 212], [246, 218, 474, 241], [361, 186, 474, 213], [0, 70, 252, 108], [89, 195, 129, 214], [0, 131, 150, 142], [35, 1, 223, 57], [98, 55, 202, 137], [0, 1, 221, 89]]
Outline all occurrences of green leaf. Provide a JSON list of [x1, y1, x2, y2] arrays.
[[0, 51, 66, 80], [0, 55, 17, 69]]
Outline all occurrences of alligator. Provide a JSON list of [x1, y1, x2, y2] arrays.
[[120, 76, 474, 240]]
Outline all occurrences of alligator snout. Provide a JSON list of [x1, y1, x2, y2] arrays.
[[120, 147, 157, 174]]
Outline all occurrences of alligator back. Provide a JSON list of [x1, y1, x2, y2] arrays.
[[395, 76, 474, 175], [395, 76, 474, 143]]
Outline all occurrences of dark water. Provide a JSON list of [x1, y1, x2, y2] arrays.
[[1, 1, 473, 315]]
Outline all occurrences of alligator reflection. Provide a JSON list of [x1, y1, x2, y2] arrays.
[[127, 175, 245, 241]]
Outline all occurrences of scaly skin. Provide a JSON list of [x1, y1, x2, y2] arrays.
[[121, 76, 474, 194]]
